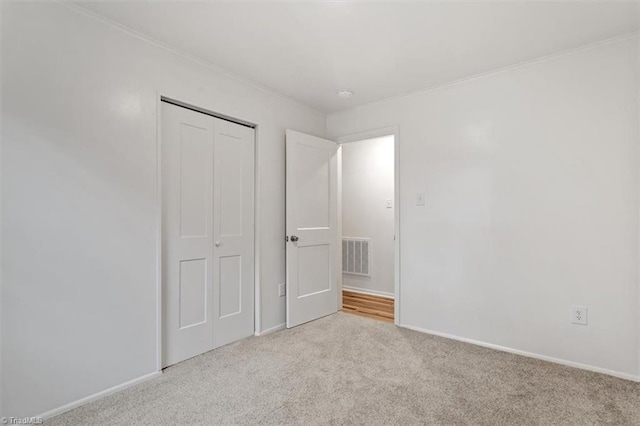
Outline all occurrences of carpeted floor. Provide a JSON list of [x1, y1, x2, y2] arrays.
[[48, 312, 640, 425]]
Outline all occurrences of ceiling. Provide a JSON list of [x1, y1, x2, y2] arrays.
[[76, 1, 639, 113]]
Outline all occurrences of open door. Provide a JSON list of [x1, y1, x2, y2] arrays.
[[286, 130, 339, 328]]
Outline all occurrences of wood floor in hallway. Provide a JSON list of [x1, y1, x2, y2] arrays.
[[342, 290, 394, 323]]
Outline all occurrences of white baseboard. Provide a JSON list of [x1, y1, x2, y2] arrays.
[[39, 371, 162, 420], [342, 285, 394, 299], [255, 322, 286, 336], [399, 323, 640, 383]]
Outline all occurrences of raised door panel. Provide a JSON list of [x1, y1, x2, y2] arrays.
[[219, 255, 242, 318], [179, 258, 207, 328], [296, 144, 330, 230], [179, 124, 211, 238]]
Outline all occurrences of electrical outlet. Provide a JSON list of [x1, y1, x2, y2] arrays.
[[278, 283, 286, 297], [572, 305, 588, 325]]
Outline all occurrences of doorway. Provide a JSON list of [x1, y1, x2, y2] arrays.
[[339, 135, 396, 323], [284, 129, 399, 328], [160, 100, 256, 368]]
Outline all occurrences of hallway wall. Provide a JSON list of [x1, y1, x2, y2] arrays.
[[341, 136, 395, 297]]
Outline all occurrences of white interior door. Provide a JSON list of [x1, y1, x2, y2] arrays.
[[162, 101, 254, 367], [286, 130, 339, 328]]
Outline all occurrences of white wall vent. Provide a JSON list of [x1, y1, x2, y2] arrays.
[[342, 237, 371, 277]]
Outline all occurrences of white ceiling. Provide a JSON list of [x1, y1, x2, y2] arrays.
[[76, 1, 639, 113]]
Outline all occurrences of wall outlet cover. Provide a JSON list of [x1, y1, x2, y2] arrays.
[[572, 305, 588, 325]]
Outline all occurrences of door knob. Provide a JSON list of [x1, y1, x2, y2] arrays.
[[215, 241, 221, 247], [290, 235, 299, 242]]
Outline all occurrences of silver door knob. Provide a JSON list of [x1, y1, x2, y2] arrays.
[[215, 241, 221, 247], [290, 235, 299, 242]]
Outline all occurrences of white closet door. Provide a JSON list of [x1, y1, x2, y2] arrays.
[[162, 102, 254, 367]]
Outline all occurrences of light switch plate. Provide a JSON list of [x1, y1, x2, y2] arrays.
[[385, 199, 393, 208], [416, 193, 426, 206]]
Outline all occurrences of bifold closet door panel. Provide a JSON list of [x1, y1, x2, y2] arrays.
[[212, 117, 255, 348], [162, 102, 216, 367]]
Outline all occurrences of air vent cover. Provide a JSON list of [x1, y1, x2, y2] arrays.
[[342, 237, 371, 277]]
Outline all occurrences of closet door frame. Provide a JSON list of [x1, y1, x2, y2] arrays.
[[155, 93, 260, 371]]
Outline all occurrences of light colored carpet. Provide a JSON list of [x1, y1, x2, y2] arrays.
[[48, 312, 640, 425]]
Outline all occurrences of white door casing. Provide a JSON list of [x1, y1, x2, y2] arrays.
[[162, 102, 254, 367], [285, 130, 339, 328]]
